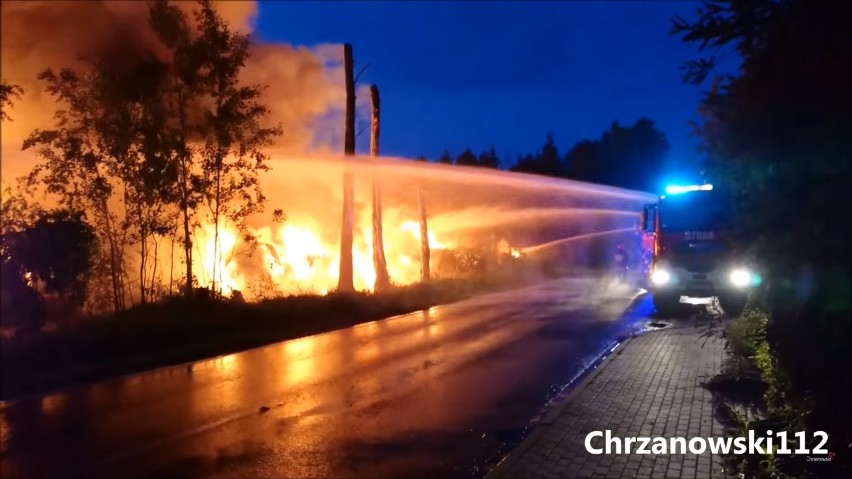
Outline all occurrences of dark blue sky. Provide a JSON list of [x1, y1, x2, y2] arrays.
[[256, 1, 728, 174]]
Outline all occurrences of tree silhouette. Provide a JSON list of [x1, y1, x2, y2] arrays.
[[564, 139, 597, 183], [455, 148, 479, 167], [477, 147, 500, 169], [8, 211, 97, 302], [24, 0, 281, 305], [24, 67, 132, 311], [593, 119, 669, 191], [502, 124, 667, 191], [431, 121, 668, 190], [673, 0, 852, 470], [512, 152, 537, 174], [195, 0, 282, 296], [0, 80, 23, 121], [0, 261, 45, 331], [511, 133, 566, 177]]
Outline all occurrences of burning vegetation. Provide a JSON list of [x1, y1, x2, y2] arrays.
[[1, 0, 652, 327]]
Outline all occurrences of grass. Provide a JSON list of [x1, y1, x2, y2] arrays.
[[707, 306, 851, 479], [1, 262, 592, 401]]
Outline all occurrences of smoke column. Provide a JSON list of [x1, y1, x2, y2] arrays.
[[0, 0, 345, 181]]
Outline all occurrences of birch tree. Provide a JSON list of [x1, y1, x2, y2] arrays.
[[193, 0, 281, 295], [23, 68, 130, 312]]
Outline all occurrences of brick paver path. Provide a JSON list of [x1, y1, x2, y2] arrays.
[[487, 323, 728, 479]]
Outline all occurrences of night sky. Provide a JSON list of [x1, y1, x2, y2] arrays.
[[256, 1, 735, 176]]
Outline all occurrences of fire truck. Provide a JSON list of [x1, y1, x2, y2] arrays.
[[639, 183, 758, 316]]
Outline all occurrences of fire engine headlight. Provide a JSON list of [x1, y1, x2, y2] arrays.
[[651, 269, 671, 286], [729, 268, 752, 288]]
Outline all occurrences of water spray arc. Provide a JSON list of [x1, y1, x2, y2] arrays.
[[431, 207, 639, 232], [521, 228, 635, 254]]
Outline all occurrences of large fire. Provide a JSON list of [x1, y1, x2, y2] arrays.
[[189, 205, 451, 298], [0, 0, 655, 311]]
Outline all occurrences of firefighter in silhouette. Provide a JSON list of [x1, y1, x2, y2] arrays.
[[614, 243, 629, 282]]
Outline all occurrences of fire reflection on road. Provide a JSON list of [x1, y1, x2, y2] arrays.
[[0, 277, 650, 479]]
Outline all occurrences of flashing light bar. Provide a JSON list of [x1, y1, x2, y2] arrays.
[[665, 184, 713, 195]]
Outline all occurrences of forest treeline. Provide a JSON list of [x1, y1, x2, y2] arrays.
[[421, 117, 669, 193], [672, 1, 852, 476]]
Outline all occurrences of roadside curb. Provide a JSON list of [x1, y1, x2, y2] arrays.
[[485, 333, 638, 479], [540, 335, 635, 426]]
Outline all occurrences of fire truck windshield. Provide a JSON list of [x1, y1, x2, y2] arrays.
[[659, 192, 727, 232]]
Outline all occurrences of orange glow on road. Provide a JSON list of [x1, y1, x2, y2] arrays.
[[283, 337, 317, 385]]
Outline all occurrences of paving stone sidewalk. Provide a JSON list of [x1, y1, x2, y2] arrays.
[[487, 322, 729, 479]]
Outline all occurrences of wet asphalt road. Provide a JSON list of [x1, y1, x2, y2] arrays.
[[0, 276, 654, 479]]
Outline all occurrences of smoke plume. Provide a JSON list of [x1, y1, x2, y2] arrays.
[[0, 0, 344, 180]]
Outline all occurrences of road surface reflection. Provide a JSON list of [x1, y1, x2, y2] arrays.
[[1, 276, 651, 479]]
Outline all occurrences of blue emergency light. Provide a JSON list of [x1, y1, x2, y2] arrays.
[[664, 184, 713, 195]]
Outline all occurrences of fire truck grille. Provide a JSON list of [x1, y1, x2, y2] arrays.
[[681, 260, 717, 274], [684, 263, 716, 273]]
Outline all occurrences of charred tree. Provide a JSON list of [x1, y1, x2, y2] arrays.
[[418, 187, 431, 282], [338, 43, 356, 293], [370, 85, 390, 291]]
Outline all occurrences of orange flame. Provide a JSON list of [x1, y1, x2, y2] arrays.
[[190, 209, 454, 298]]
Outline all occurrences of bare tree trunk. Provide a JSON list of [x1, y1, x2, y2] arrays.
[[370, 84, 390, 292], [180, 152, 193, 298], [120, 234, 129, 308], [169, 216, 177, 295], [105, 229, 121, 311], [150, 234, 159, 301], [178, 95, 194, 299], [338, 43, 356, 293], [122, 258, 135, 306], [212, 165, 222, 296], [418, 187, 431, 282], [107, 231, 122, 311], [183, 205, 193, 297], [340, 182, 355, 292], [192, 230, 208, 288], [139, 222, 147, 304], [97, 198, 123, 312], [138, 202, 150, 305]]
